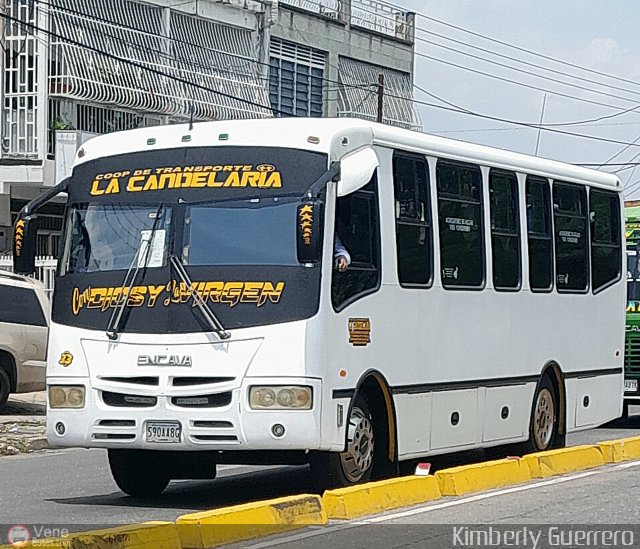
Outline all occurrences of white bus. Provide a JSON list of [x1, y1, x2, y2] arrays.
[[14, 118, 624, 496]]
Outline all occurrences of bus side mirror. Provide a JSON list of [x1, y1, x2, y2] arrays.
[[13, 214, 38, 275], [297, 199, 324, 264], [337, 147, 379, 197]]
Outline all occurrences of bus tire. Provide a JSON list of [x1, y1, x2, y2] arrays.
[[528, 375, 560, 452], [108, 449, 170, 497], [0, 368, 10, 410], [311, 395, 375, 488]]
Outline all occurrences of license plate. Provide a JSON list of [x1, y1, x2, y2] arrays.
[[145, 421, 182, 443], [624, 379, 638, 392]]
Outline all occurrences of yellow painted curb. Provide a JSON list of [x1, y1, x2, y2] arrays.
[[176, 494, 327, 549], [530, 445, 605, 477], [322, 475, 441, 519], [598, 435, 640, 462], [598, 440, 625, 463], [521, 454, 542, 479], [0, 522, 180, 549], [435, 457, 531, 496]]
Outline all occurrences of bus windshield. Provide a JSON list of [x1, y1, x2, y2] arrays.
[[628, 249, 640, 301], [62, 197, 301, 274], [62, 204, 173, 274], [183, 198, 300, 267]]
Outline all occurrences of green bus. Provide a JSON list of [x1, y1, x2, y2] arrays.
[[625, 202, 640, 415]]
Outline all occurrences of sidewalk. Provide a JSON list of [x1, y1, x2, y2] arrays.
[[0, 391, 47, 456]]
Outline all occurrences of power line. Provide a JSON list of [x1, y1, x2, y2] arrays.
[[597, 134, 640, 169], [415, 26, 640, 102], [0, 10, 287, 116], [414, 50, 637, 113], [415, 34, 640, 107], [431, 121, 640, 134], [414, 11, 640, 90], [416, 86, 640, 129], [397, 85, 640, 149], [579, 163, 640, 167]]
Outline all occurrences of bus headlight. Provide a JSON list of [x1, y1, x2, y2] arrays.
[[48, 386, 86, 409], [249, 386, 312, 410]]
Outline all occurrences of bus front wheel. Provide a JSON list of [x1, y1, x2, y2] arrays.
[[108, 449, 170, 497], [311, 395, 375, 488]]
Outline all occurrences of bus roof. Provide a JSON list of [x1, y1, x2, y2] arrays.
[[74, 117, 620, 190]]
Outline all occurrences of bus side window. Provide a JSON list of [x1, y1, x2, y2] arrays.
[[553, 182, 589, 292], [489, 169, 520, 290], [392, 153, 432, 286], [526, 176, 553, 292], [436, 160, 484, 289], [331, 175, 381, 310], [590, 189, 621, 293]]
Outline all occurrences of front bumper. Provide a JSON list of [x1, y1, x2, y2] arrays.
[[46, 376, 323, 451]]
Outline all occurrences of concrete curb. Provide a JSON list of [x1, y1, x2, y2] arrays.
[[528, 445, 605, 478], [435, 457, 531, 496], [322, 475, 441, 519], [175, 494, 327, 549], [597, 435, 640, 462], [0, 522, 181, 549]]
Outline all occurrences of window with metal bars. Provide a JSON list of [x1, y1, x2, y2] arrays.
[[269, 40, 325, 117]]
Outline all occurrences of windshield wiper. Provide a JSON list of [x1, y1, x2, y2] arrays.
[[106, 204, 164, 340], [169, 255, 231, 340]]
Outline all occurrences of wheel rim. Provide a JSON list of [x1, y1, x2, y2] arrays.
[[533, 388, 555, 449], [339, 406, 374, 483]]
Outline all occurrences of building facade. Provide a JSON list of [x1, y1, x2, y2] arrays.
[[0, 0, 417, 256]]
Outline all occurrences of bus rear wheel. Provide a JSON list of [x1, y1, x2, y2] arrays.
[[529, 376, 559, 452], [108, 449, 170, 497], [312, 395, 375, 488]]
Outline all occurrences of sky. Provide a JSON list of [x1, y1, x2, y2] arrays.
[[391, 1, 640, 199]]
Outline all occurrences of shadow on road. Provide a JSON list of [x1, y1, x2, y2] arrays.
[[599, 410, 640, 430], [46, 448, 497, 514], [47, 465, 314, 512]]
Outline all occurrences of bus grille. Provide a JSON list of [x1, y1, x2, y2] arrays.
[[625, 336, 640, 373], [170, 393, 232, 408], [102, 392, 157, 408]]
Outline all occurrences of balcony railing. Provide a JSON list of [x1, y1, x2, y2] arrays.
[[279, 0, 414, 42]]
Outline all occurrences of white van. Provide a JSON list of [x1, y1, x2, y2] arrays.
[[0, 272, 50, 409]]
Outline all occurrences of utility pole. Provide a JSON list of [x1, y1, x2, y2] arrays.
[[376, 73, 384, 123]]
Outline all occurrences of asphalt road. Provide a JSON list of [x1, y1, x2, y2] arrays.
[[238, 461, 640, 549], [1, 413, 639, 529]]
